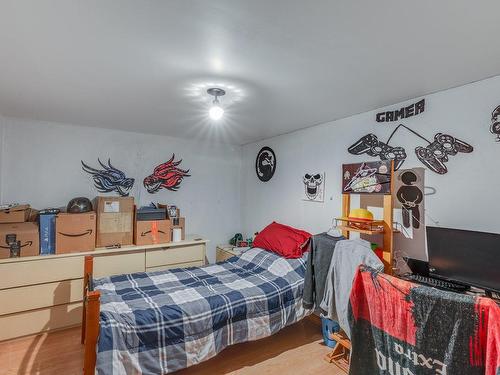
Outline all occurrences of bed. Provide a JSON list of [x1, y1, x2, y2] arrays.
[[82, 247, 311, 375]]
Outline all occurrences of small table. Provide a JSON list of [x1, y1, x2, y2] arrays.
[[216, 245, 244, 262]]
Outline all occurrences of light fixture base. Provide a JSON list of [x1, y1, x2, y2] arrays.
[[207, 87, 226, 97]]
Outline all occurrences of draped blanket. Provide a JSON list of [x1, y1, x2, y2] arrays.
[[348, 266, 500, 375]]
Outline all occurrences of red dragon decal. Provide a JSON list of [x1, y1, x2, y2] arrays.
[[143, 154, 191, 193]]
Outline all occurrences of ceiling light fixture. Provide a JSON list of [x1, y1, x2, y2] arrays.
[[207, 87, 225, 120]]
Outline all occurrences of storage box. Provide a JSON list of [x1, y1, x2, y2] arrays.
[[0, 204, 30, 224], [55, 212, 96, 254], [136, 207, 167, 221], [0, 222, 39, 259], [39, 212, 56, 255], [95, 196, 134, 247], [134, 219, 171, 246]]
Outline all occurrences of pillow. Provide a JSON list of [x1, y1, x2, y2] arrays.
[[253, 221, 312, 258]]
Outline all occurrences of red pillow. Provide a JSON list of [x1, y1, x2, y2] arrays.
[[253, 222, 312, 258]]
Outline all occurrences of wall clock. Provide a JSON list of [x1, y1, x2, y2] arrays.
[[255, 146, 276, 182]]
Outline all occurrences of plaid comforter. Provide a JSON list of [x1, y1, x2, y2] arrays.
[[94, 248, 310, 374]]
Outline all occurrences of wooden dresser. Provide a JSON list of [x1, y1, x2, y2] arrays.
[[0, 237, 208, 341]]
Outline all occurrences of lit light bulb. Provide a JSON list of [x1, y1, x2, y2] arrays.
[[209, 104, 224, 120]]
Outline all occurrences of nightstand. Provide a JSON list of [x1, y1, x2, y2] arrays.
[[216, 245, 243, 262]]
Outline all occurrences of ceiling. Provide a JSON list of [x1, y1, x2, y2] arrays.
[[1, 1, 500, 145]]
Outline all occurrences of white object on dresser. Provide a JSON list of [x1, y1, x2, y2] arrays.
[[0, 237, 208, 341]]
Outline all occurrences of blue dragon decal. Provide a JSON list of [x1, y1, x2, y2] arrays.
[[81, 159, 135, 197]]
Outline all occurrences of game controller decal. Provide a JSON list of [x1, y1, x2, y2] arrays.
[[348, 133, 407, 170], [490, 104, 500, 142], [81, 159, 135, 197], [348, 125, 474, 175], [415, 133, 473, 175]]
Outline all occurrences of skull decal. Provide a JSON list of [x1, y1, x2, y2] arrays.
[[490, 104, 500, 142], [303, 173, 324, 201]]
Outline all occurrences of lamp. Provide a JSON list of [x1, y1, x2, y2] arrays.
[[207, 87, 225, 120]]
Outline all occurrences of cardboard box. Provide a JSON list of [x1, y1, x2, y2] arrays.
[[134, 219, 171, 246], [0, 222, 39, 259], [95, 196, 134, 247], [0, 204, 30, 224], [39, 213, 57, 255], [55, 212, 96, 254]]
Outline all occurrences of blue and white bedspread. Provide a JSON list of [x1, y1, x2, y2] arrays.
[[94, 247, 310, 374]]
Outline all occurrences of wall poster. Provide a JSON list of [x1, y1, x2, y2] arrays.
[[342, 161, 392, 194], [302, 172, 325, 202]]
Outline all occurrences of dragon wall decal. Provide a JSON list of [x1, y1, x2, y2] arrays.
[[81, 159, 135, 197], [143, 154, 191, 193]]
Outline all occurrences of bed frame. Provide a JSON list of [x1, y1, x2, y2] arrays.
[[82, 255, 100, 375]]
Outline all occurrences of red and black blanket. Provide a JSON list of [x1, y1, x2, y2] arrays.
[[348, 266, 500, 375]]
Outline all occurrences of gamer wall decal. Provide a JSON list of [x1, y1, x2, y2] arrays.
[[375, 98, 425, 122], [347, 124, 474, 174], [81, 159, 135, 197], [143, 154, 191, 193], [490, 104, 500, 142], [302, 172, 325, 202], [255, 146, 276, 182]]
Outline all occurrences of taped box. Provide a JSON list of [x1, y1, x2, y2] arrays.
[[94, 197, 134, 247]]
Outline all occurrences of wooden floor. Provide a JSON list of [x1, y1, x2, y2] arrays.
[[0, 317, 343, 375]]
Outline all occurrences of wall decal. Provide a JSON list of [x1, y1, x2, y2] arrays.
[[81, 159, 135, 197], [395, 171, 423, 229], [348, 134, 407, 170], [143, 154, 191, 193], [415, 133, 473, 175], [342, 161, 392, 194], [490, 104, 500, 142], [348, 124, 474, 175], [255, 146, 276, 182], [376, 98, 425, 122], [302, 173, 325, 202]]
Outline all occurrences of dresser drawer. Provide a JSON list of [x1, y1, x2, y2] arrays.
[[0, 256, 84, 290], [146, 260, 204, 273], [0, 302, 82, 341], [0, 279, 83, 316], [93, 251, 145, 278], [146, 245, 204, 268]]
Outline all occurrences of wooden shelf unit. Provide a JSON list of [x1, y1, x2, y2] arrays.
[[340, 164, 395, 275]]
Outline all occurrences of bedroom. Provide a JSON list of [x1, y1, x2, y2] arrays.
[[0, 1, 499, 374]]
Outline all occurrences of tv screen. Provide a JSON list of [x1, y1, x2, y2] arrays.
[[426, 226, 500, 293]]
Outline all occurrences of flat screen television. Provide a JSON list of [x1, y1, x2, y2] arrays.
[[426, 226, 500, 293]]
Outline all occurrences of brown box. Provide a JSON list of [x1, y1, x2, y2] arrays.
[[0, 222, 39, 259], [134, 219, 171, 246], [171, 217, 185, 241], [0, 204, 30, 224], [55, 212, 96, 254], [95, 196, 134, 247]]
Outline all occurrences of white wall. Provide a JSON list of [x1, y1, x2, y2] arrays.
[[241, 76, 500, 248], [0, 117, 242, 262]]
